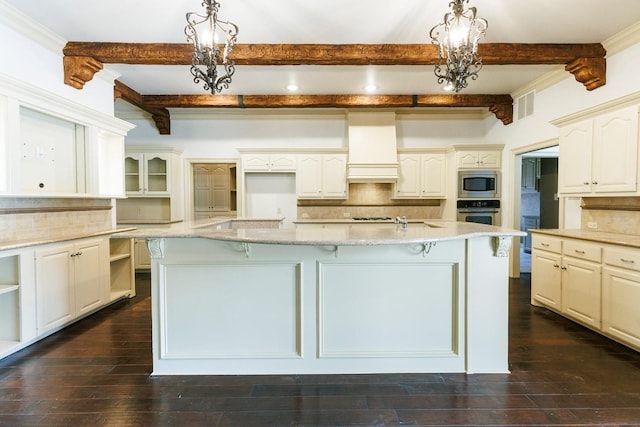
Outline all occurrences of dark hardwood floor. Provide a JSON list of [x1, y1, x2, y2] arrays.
[[1, 273, 640, 426]]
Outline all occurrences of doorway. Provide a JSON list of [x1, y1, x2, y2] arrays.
[[519, 147, 559, 273]]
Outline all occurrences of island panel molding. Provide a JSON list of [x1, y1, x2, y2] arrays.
[[112, 219, 523, 375], [160, 262, 302, 359]]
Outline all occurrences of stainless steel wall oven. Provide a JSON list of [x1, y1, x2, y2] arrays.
[[456, 199, 501, 226]]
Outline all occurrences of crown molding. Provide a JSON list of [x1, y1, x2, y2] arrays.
[[0, 1, 66, 54]]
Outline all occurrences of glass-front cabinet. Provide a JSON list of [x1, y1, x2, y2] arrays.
[[124, 153, 171, 196]]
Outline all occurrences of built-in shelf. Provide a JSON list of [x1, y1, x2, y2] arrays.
[[0, 283, 19, 295], [109, 253, 130, 263], [0, 340, 20, 355], [109, 238, 135, 302]]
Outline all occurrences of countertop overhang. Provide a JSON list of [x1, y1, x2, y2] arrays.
[[111, 219, 524, 247], [530, 228, 640, 249]]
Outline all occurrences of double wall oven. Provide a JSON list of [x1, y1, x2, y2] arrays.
[[457, 170, 501, 226]]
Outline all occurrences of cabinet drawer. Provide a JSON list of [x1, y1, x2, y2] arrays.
[[604, 246, 640, 272], [532, 234, 562, 253], [563, 239, 601, 263]]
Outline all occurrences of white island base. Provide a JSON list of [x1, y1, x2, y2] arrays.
[[147, 234, 511, 375]]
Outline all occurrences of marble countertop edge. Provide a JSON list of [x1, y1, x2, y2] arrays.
[[530, 228, 640, 249], [0, 227, 136, 253]]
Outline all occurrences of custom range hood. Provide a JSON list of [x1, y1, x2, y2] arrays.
[[347, 112, 399, 183]]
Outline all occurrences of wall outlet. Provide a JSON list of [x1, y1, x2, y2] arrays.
[[343, 212, 351, 218], [587, 222, 598, 229]]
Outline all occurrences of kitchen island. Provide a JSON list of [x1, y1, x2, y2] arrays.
[[113, 219, 523, 375]]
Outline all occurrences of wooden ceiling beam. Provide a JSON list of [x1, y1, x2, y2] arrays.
[[114, 81, 171, 134], [64, 42, 605, 66], [122, 92, 513, 134]]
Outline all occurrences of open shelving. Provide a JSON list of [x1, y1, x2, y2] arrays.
[[109, 238, 135, 301], [0, 254, 20, 356]]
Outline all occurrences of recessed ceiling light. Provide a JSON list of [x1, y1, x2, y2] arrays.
[[364, 84, 378, 93], [286, 84, 299, 92]]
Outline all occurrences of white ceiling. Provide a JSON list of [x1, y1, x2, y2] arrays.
[[4, 0, 640, 99]]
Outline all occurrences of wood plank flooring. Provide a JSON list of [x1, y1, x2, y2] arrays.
[[1, 273, 640, 426]]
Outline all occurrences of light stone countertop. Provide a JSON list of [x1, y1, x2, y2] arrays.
[[0, 227, 137, 253], [111, 218, 524, 246], [530, 228, 640, 249]]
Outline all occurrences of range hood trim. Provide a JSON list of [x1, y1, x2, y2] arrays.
[[346, 112, 399, 183]]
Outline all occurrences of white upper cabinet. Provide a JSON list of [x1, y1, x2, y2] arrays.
[[296, 153, 348, 199], [395, 152, 446, 199], [557, 104, 639, 196], [242, 153, 297, 172], [124, 152, 174, 196], [456, 150, 502, 169]]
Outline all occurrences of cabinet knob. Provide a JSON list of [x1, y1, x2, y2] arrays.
[[553, 263, 559, 268], [561, 266, 567, 270], [592, 181, 598, 185], [583, 182, 589, 185]]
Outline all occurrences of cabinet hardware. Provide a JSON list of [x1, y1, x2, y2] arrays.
[[553, 263, 560, 268], [541, 243, 550, 247], [583, 182, 590, 185], [592, 181, 598, 185], [621, 258, 636, 263], [574, 249, 585, 254], [561, 266, 567, 270]]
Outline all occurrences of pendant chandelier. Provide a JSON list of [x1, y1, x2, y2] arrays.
[[429, 0, 488, 92], [185, 0, 239, 94]]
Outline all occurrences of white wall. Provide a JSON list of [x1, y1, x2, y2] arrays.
[[244, 173, 297, 227], [0, 20, 116, 116]]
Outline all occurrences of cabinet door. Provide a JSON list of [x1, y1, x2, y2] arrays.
[[269, 154, 297, 171], [242, 154, 270, 171], [124, 153, 144, 194], [134, 239, 152, 270], [144, 154, 170, 194], [602, 266, 640, 349], [421, 154, 446, 197], [74, 238, 107, 316], [521, 158, 539, 192], [477, 151, 501, 169], [296, 155, 322, 198], [395, 154, 421, 198], [36, 244, 75, 333], [592, 106, 638, 193], [558, 120, 593, 194], [322, 154, 347, 198], [457, 151, 480, 168], [561, 257, 601, 328], [531, 250, 562, 310], [194, 164, 213, 212], [211, 165, 230, 211]]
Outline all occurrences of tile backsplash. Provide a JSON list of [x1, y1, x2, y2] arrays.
[[581, 197, 640, 235], [297, 183, 444, 219], [0, 198, 113, 242]]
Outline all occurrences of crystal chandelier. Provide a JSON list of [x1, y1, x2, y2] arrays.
[[185, 0, 239, 94], [429, 0, 488, 92]]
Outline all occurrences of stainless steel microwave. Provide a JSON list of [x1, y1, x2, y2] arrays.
[[458, 170, 500, 198]]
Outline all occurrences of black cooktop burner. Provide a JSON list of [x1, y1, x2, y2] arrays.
[[352, 217, 393, 221]]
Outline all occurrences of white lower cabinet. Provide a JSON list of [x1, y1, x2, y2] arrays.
[[531, 241, 562, 310], [134, 238, 152, 270], [602, 245, 640, 349], [561, 255, 601, 329], [532, 232, 640, 351], [35, 237, 109, 334]]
